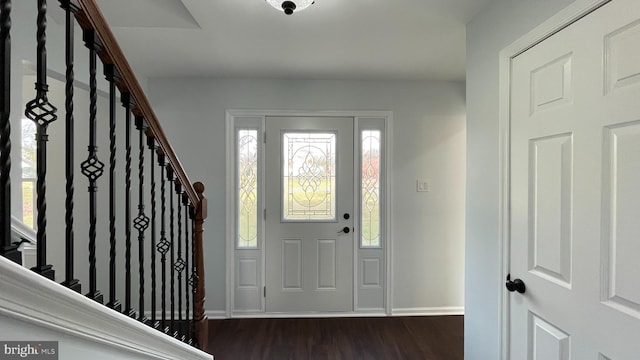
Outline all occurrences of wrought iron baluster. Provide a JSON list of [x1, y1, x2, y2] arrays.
[[80, 29, 103, 303], [174, 181, 186, 340], [59, 0, 80, 292], [183, 193, 191, 344], [134, 115, 149, 323], [25, 0, 58, 279], [156, 150, 170, 332], [0, 0, 20, 264], [146, 131, 158, 328], [167, 166, 176, 336], [105, 63, 121, 311], [122, 92, 135, 317]]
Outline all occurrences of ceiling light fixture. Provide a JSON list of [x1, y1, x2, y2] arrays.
[[266, 0, 315, 15]]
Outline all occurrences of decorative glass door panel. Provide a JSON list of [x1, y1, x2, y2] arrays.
[[283, 132, 336, 221]]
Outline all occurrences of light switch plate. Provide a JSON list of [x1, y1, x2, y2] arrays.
[[417, 179, 430, 192]]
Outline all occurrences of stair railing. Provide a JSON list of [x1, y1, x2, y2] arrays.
[[0, 0, 209, 351]]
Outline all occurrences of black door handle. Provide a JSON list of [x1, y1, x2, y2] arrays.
[[506, 274, 526, 294], [338, 226, 350, 234]]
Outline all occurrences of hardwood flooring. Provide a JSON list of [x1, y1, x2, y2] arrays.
[[207, 316, 463, 360]]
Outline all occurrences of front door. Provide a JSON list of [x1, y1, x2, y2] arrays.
[[265, 116, 354, 313], [509, 0, 640, 358]]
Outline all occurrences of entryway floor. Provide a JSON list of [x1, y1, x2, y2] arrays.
[[207, 316, 463, 359]]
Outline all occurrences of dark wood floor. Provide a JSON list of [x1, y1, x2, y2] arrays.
[[207, 316, 463, 360]]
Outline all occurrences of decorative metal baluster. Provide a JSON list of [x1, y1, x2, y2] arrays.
[[183, 193, 191, 344], [133, 115, 149, 323], [80, 29, 103, 302], [146, 131, 158, 328], [105, 64, 121, 311], [167, 166, 176, 336], [122, 92, 135, 317], [25, 0, 58, 279], [0, 0, 20, 264], [156, 150, 170, 332], [174, 181, 186, 340], [59, 0, 80, 292]]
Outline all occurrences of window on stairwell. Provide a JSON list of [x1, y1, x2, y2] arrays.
[[22, 118, 37, 229]]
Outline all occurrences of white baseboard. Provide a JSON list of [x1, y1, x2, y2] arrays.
[[229, 311, 386, 319], [145, 310, 195, 319], [391, 306, 464, 316], [0, 257, 212, 360], [207, 308, 463, 319], [204, 310, 227, 319], [143, 310, 228, 320]]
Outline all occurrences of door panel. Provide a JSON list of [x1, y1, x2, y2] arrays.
[[602, 121, 640, 316], [509, 0, 640, 358], [265, 117, 354, 313], [529, 314, 570, 360], [528, 133, 573, 288]]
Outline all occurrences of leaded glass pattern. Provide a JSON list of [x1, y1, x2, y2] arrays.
[[361, 130, 381, 247], [238, 129, 258, 248], [283, 132, 336, 221]]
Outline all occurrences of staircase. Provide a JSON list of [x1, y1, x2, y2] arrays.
[[1, 1, 212, 358]]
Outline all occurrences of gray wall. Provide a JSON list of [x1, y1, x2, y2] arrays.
[[148, 78, 467, 313], [465, 0, 575, 358]]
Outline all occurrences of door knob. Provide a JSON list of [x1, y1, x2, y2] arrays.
[[505, 274, 526, 294], [338, 226, 350, 234]]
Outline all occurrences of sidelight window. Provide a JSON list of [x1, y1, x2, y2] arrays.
[[237, 129, 259, 248], [22, 118, 37, 229], [361, 130, 381, 247]]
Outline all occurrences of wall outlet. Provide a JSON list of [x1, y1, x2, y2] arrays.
[[417, 179, 430, 192]]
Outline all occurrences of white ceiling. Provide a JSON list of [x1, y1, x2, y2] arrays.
[[93, 0, 497, 81]]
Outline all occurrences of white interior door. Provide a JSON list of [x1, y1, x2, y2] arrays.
[[509, 1, 640, 358], [265, 116, 354, 313]]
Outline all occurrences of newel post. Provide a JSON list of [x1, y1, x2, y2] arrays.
[[193, 181, 208, 351]]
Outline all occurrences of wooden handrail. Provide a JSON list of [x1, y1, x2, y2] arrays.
[[69, 0, 209, 350], [73, 0, 199, 208]]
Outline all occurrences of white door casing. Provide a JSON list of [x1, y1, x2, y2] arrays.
[[265, 116, 354, 313], [507, 0, 640, 359], [226, 110, 392, 317]]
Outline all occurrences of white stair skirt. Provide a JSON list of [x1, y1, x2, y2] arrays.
[[0, 257, 213, 360]]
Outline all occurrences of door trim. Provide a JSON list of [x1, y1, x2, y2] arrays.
[[225, 109, 393, 318], [498, 1, 611, 359]]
